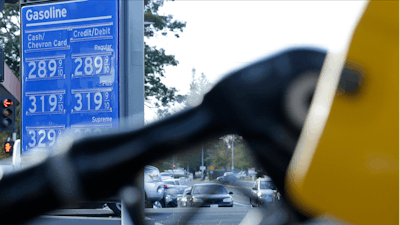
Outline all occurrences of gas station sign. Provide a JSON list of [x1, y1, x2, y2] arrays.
[[21, 0, 120, 154]]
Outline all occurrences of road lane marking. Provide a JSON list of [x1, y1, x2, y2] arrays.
[[234, 202, 251, 207]]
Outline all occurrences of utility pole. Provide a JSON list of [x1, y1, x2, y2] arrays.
[[231, 138, 234, 172], [172, 156, 175, 178], [202, 146, 204, 180]]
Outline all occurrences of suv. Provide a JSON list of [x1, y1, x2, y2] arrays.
[[217, 172, 237, 184], [250, 177, 279, 207], [144, 165, 166, 208]]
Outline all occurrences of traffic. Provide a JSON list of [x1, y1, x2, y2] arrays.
[[127, 165, 279, 212]]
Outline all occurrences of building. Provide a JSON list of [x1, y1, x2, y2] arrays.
[[1, 63, 20, 104]]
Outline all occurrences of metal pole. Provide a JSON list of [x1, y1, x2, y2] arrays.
[[120, 0, 144, 224], [202, 146, 204, 180], [231, 138, 234, 172]]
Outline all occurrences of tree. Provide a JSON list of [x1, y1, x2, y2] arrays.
[[0, 1, 186, 104], [207, 139, 231, 171], [206, 135, 256, 172], [186, 68, 213, 108], [0, 3, 20, 77], [155, 68, 213, 119]]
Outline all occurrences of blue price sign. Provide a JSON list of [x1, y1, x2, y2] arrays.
[[21, 0, 119, 154]]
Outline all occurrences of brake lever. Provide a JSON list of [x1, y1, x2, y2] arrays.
[[0, 48, 326, 225]]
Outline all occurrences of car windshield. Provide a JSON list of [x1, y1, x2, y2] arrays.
[[260, 181, 276, 189], [174, 180, 180, 185], [145, 168, 161, 182], [193, 185, 228, 194], [165, 181, 175, 186]]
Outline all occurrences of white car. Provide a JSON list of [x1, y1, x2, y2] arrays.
[[250, 177, 279, 207], [145, 166, 166, 208], [160, 172, 174, 180]]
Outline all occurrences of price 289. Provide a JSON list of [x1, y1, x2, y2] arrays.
[[27, 58, 64, 80], [73, 55, 110, 77]]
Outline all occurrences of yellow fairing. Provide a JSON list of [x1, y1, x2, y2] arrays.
[[286, 1, 399, 225]]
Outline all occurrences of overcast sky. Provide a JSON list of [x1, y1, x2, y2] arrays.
[[144, 1, 368, 122]]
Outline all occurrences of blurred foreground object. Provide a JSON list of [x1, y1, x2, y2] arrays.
[[287, 1, 399, 224]]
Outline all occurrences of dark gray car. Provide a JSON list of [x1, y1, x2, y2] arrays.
[[216, 172, 237, 184]]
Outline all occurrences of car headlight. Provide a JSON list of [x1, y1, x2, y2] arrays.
[[166, 195, 172, 202], [192, 197, 203, 203], [223, 198, 232, 202]]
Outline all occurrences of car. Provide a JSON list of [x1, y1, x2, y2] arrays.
[[160, 172, 174, 180], [163, 179, 189, 207], [187, 183, 233, 207], [144, 165, 166, 209], [216, 172, 237, 184], [250, 177, 279, 207], [177, 188, 192, 207]]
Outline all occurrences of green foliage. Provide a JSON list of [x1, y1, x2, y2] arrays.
[[145, 44, 179, 103], [0, 2, 20, 77], [208, 139, 230, 171], [144, 0, 186, 104]]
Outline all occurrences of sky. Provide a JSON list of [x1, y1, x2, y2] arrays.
[[144, 1, 368, 122]]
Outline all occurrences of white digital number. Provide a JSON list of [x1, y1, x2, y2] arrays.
[[27, 130, 57, 148], [74, 93, 82, 111], [38, 60, 46, 78], [94, 56, 103, 74], [49, 94, 57, 112], [84, 57, 93, 75], [27, 95, 62, 113], [86, 93, 90, 110], [40, 95, 44, 112], [28, 62, 36, 79], [28, 96, 37, 113], [73, 92, 106, 111], [74, 58, 83, 75], [37, 130, 46, 147], [27, 59, 62, 79], [94, 92, 102, 110], [28, 130, 36, 147], [47, 129, 56, 146], [74, 56, 109, 76], [48, 59, 57, 77]]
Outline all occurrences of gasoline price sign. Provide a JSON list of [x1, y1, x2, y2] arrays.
[[21, 1, 120, 154]]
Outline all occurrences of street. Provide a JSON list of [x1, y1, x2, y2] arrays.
[[25, 180, 284, 225]]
